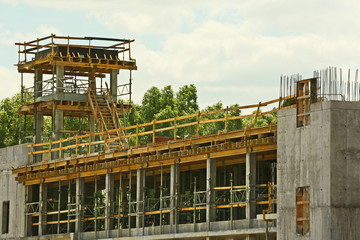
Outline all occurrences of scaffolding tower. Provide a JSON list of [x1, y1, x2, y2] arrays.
[[16, 34, 137, 162]]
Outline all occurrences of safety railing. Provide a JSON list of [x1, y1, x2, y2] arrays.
[[27, 97, 286, 163], [25, 202, 40, 215], [16, 34, 135, 65], [21, 77, 126, 105]]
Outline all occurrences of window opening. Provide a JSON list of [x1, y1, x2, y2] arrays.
[[296, 187, 309, 235]]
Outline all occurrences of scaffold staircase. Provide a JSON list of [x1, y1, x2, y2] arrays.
[[87, 84, 126, 150]]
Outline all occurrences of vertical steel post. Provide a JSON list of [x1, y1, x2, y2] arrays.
[[193, 177, 196, 232], [117, 172, 122, 237], [160, 164, 163, 232], [94, 176, 98, 237], [57, 180, 61, 234], [67, 179, 71, 233], [230, 173, 233, 230], [128, 171, 132, 237]]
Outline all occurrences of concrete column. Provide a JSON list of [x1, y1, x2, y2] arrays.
[[105, 173, 114, 237], [34, 109, 43, 162], [136, 168, 145, 229], [206, 158, 217, 230], [39, 183, 47, 236], [34, 68, 44, 162], [75, 177, 84, 234], [25, 186, 33, 236], [89, 68, 96, 92], [88, 114, 95, 153], [54, 108, 64, 141], [88, 114, 95, 133], [246, 153, 257, 220], [34, 110, 43, 144], [55, 66, 64, 138], [52, 65, 64, 160], [56, 65, 64, 93], [53, 107, 64, 159], [170, 163, 179, 228], [245, 234, 257, 240], [34, 68, 43, 99], [88, 68, 96, 154], [110, 69, 118, 102]]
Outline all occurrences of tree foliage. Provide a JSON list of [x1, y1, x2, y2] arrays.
[[0, 93, 33, 147], [0, 84, 277, 148]]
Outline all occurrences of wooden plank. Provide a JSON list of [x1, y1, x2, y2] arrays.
[[14, 125, 277, 176]]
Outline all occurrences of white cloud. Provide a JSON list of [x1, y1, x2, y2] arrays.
[[0, 24, 60, 46], [129, 18, 360, 107], [37, 25, 61, 36], [0, 31, 37, 46], [0, 66, 20, 99], [2, 0, 360, 108]]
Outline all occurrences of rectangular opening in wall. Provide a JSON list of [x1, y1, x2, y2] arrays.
[[2, 201, 10, 234], [296, 187, 309, 236], [296, 78, 317, 127]]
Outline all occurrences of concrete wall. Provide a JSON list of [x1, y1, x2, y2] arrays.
[[277, 101, 360, 240], [0, 143, 28, 170], [0, 144, 28, 239]]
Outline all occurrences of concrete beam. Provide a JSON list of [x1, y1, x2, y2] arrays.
[[246, 153, 256, 220], [206, 158, 217, 229], [105, 173, 114, 237]]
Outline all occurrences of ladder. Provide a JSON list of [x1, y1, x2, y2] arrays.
[[87, 84, 126, 150]]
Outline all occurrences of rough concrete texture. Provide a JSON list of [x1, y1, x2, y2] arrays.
[[277, 101, 360, 240], [0, 144, 28, 170], [0, 144, 28, 239]]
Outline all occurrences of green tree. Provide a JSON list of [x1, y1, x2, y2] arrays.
[[176, 84, 199, 115], [141, 86, 162, 123], [227, 104, 243, 131], [0, 84, 276, 148], [199, 102, 225, 136], [174, 84, 199, 138], [243, 108, 277, 127], [159, 85, 176, 111], [0, 93, 33, 147]]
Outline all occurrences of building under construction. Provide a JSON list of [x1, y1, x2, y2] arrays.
[[0, 35, 359, 240]]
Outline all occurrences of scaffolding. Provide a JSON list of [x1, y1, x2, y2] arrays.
[[16, 34, 136, 147], [12, 34, 283, 239]]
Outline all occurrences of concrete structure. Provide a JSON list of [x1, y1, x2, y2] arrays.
[[0, 144, 27, 239], [0, 142, 277, 240], [4, 99, 360, 240], [277, 100, 360, 240], [1, 36, 359, 239]]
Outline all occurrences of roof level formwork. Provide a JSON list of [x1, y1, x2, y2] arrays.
[[16, 35, 137, 158], [17, 35, 136, 117]]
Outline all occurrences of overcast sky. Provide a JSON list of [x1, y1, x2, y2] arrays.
[[1, 0, 360, 108]]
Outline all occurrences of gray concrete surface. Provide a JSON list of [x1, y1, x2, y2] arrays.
[[0, 144, 28, 239], [277, 100, 360, 240]]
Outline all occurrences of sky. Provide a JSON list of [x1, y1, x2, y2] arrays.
[[1, 0, 360, 108]]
